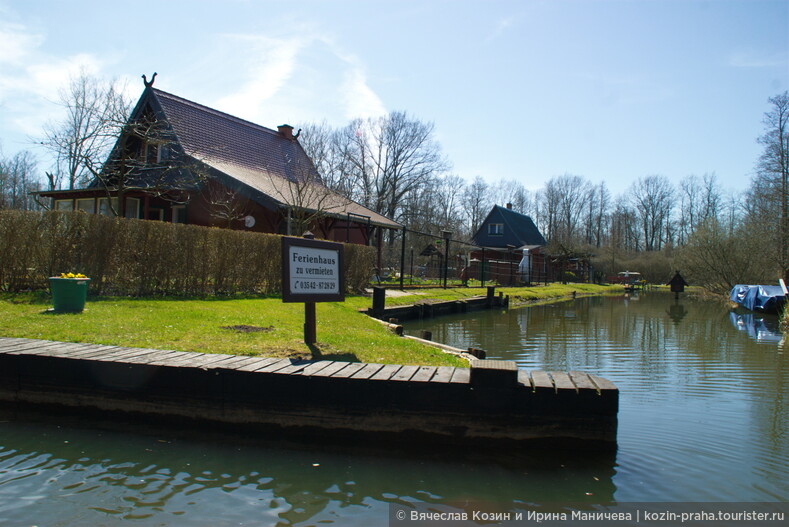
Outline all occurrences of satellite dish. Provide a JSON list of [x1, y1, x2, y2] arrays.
[[244, 215, 256, 228]]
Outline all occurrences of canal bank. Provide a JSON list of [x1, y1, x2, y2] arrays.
[[0, 337, 618, 451]]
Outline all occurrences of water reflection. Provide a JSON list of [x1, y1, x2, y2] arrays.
[[0, 418, 617, 526], [729, 310, 784, 343], [407, 292, 789, 502]]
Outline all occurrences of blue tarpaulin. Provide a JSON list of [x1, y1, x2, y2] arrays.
[[729, 284, 786, 313]]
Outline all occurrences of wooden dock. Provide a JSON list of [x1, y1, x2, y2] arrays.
[[0, 337, 618, 450]]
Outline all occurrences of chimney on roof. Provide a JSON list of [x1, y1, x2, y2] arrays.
[[278, 124, 294, 139], [506, 203, 513, 210]]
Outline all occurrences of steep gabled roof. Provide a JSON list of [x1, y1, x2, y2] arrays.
[[151, 88, 320, 184], [101, 86, 399, 229], [471, 205, 547, 248]]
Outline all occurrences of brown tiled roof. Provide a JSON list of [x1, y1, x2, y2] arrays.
[[151, 89, 400, 229]]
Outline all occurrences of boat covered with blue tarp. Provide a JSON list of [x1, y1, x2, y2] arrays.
[[729, 284, 786, 313]]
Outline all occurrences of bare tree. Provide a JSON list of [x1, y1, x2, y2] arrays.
[[682, 219, 770, 293], [334, 112, 448, 238], [678, 172, 722, 245], [297, 120, 357, 200], [542, 174, 592, 247], [463, 175, 490, 236], [584, 182, 610, 247], [41, 69, 132, 190], [490, 179, 530, 214], [0, 150, 41, 210], [629, 175, 675, 251], [753, 91, 789, 279], [610, 196, 639, 252]]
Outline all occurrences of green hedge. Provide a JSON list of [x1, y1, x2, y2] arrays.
[[0, 210, 376, 296]]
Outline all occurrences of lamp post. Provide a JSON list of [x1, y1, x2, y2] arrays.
[[442, 230, 452, 289]]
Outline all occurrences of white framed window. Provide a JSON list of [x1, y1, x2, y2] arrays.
[[171, 205, 187, 224], [125, 198, 140, 219], [54, 199, 73, 211], [488, 223, 504, 235], [144, 141, 161, 164], [98, 197, 119, 216], [76, 198, 95, 214]]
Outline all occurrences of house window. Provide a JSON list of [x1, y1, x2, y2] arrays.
[[76, 198, 95, 214], [147, 208, 164, 221], [171, 205, 187, 224], [488, 223, 504, 235], [145, 142, 160, 164], [54, 200, 73, 211], [125, 198, 140, 219], [98, 197, 119, 216]]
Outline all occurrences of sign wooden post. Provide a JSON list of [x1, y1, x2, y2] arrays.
[[282, 233, 345, 345]]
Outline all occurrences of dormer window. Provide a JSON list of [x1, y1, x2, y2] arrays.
[[144, 141, 160, 163], [488, 223, 504, 235]]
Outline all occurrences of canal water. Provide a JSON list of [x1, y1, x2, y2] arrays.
[[0, 292, 786, 525]]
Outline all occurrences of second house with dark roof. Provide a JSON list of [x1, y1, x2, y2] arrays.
[[470, 203, 549, 285]]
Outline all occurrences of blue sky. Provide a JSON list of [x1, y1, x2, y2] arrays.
[[0, 0, 787, 196]]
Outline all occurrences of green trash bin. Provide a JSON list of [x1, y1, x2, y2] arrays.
[[49, 277, 91, 313]]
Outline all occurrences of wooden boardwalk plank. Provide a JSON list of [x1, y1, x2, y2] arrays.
[[549, 372, 577, 392], [60, 345, 127, 360], [234, 357, 280, 372], [177, 353, 234, 367], [0, 337, 35, 345], [330, 362, 366, 378], [569, 371, 599, 393], [91, 347, 156, 361], [588, 374, 618, 393], [430, 366, 455, 383], [449, 368, 470, 384], [254, 358, 293, 373], [117, 349, 173, 364], [410, 366, 437, 382], [29, 343, 106, 358], [0, 338, 46, 351], [390, 365, 419, 382], [369, 364, 402, 381], [297, 360, 334, 376], [210, 355, 269, 370], [2, 340, 76, 354], [310, 361, 352, 377], [350, 363, 384, 379], [134, 351, 195, 365], [276, 360, 314, 375], [517, 370, 533, 388], [530, 371, 554, 392], [72, 346, 138, 360]]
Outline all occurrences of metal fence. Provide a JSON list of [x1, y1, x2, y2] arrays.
[[372, 226, 545, 288]]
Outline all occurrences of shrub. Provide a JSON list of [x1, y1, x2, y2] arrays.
[[0, 210, 375, 296]]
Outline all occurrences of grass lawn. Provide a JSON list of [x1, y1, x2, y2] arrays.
[[0, 283, 621, 367], [0, 293, 465, 367]]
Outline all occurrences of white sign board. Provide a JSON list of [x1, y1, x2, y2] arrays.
[[281, 237, 345, 303]]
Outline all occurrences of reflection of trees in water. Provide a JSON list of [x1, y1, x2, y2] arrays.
[[416, 293, 788, 500], [0, 419, 617, 525]]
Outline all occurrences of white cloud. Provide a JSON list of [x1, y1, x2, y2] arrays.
[[214, 34, 304, 119], [0, 20, 44, 66], [486, 15, 517, 42], [26, 54, 104, 99], [211, 30, 386, 125], [0, 7, 115, 157], [341, 68, 386, 119], [728, 50, 788, 68]]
